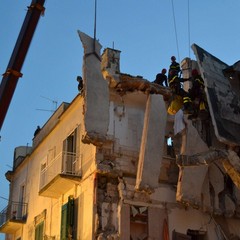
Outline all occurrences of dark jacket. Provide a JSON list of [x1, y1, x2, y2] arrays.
[[154, 73, 168, 87], [169, 61, 181, 76]]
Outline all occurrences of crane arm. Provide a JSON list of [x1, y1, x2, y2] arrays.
[[0, 0, 45, 131]]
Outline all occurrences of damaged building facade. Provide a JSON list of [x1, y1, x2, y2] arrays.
[[0, 31, 240, 239]]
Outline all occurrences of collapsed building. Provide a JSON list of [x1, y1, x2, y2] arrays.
[[0, 31, 240, 240]]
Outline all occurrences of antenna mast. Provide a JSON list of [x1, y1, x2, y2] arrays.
[[36, 95, 58, 113], [94, 0, 97, 41]]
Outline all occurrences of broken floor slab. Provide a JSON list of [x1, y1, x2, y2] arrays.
[[192, 44, 240, 145]]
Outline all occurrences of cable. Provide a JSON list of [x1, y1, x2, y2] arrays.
[[171, 0, 180, 62]]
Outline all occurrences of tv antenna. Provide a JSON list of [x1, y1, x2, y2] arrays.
[[36, 95, 58, 113]]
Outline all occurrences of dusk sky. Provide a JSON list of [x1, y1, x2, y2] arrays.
[[0, 0, 240, 238]]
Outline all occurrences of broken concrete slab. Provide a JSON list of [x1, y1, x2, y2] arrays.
[[176, 165, 208, 206], [192, 44, 240, 145], [136, 94, 167, 191], [78, 31, 109, 145]]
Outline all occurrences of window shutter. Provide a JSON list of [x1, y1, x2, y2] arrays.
[[61, 197, 75, 240], [68, 196, 74, 226], [61, 203, 68, 240], [35, 221, 44, 240]]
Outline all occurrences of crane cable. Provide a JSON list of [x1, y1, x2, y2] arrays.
[[171, 0, 192, 61]]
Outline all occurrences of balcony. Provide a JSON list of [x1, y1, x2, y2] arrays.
[[39, 151, 81, 198], [0, 201, 27, 234]]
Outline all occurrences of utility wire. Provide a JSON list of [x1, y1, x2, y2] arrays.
[[171, 0, 180, 62]]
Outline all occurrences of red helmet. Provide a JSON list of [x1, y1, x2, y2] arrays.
[[162, 68, 167, 74], [192, 69, 199, 76], [171, 56, 176, 61]]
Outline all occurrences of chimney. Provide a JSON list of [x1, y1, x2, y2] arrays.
[[101, 48, 121, 74]]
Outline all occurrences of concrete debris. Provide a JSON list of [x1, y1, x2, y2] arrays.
[[176, 148, 240, 217], [101, 50, 172, 99], [176, 149, 228, 166]]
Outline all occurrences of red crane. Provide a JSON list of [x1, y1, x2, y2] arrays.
[[0, 0, 45, 130]]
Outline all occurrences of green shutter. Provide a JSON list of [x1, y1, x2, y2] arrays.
[[68, 196, 74, 226], [61, 203, 68, 240], [61, 197, 75, 240], [35, 221, 44, 240]]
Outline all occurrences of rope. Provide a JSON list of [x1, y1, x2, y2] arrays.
[[171, 0, 180, 62]]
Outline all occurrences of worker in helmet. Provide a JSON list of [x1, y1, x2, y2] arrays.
[[153, 68, 168, 87], [188, 69, 208, 119], [168, 69, 193, 114], [168, 56, 181, 78], [189, 69, 205, 100]]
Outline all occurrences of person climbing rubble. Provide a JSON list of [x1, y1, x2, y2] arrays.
[[167, 69, 193, 115], [188, 69, 209, 120], [168, 56, 181, 78], [153, 68, 168, 87]]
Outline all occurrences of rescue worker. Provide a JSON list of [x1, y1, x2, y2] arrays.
[[34, 125, 41, 137], [189, 69, 204, 100], [77, 76, 83, 92], [154, 68, 168, 87], [168, 69, 193, 114], [188, 69, 208, 119], [169, 56, 181, 78]]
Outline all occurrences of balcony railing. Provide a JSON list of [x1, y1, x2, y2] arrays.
[[39, 151, 81, 191], [0, 201, 27, 228]]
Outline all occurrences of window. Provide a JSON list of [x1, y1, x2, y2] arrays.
[[16, 184, 26, 219], [39, 157, 47, 189], [41, 162, 47, 172], [62, 127, 80, 175], [48, 146, 56, 163], [172, 229, 207, 240], [130, 206, 148, 240], [34, 210, 46, 240], [63, 130, 77, 154], [61, 196, 75, 240], [35, 221, 44, 240]]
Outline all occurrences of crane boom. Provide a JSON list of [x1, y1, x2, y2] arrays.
[[0, 0, 45, 131]]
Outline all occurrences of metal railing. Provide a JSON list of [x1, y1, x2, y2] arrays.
[[39, 151, 80, 190], [0, 201, 28, 227]]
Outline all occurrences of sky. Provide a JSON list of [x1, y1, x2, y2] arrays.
[[0, 0, 240, 238]]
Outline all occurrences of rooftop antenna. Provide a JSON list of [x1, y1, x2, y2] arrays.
[[36, 95, 58, 113], [187, 0, 191, 58], [93, 0, 97, 52], [94, 0, 97, 41]]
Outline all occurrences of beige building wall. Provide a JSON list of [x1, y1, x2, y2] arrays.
[[5, 94, 97, 240]]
